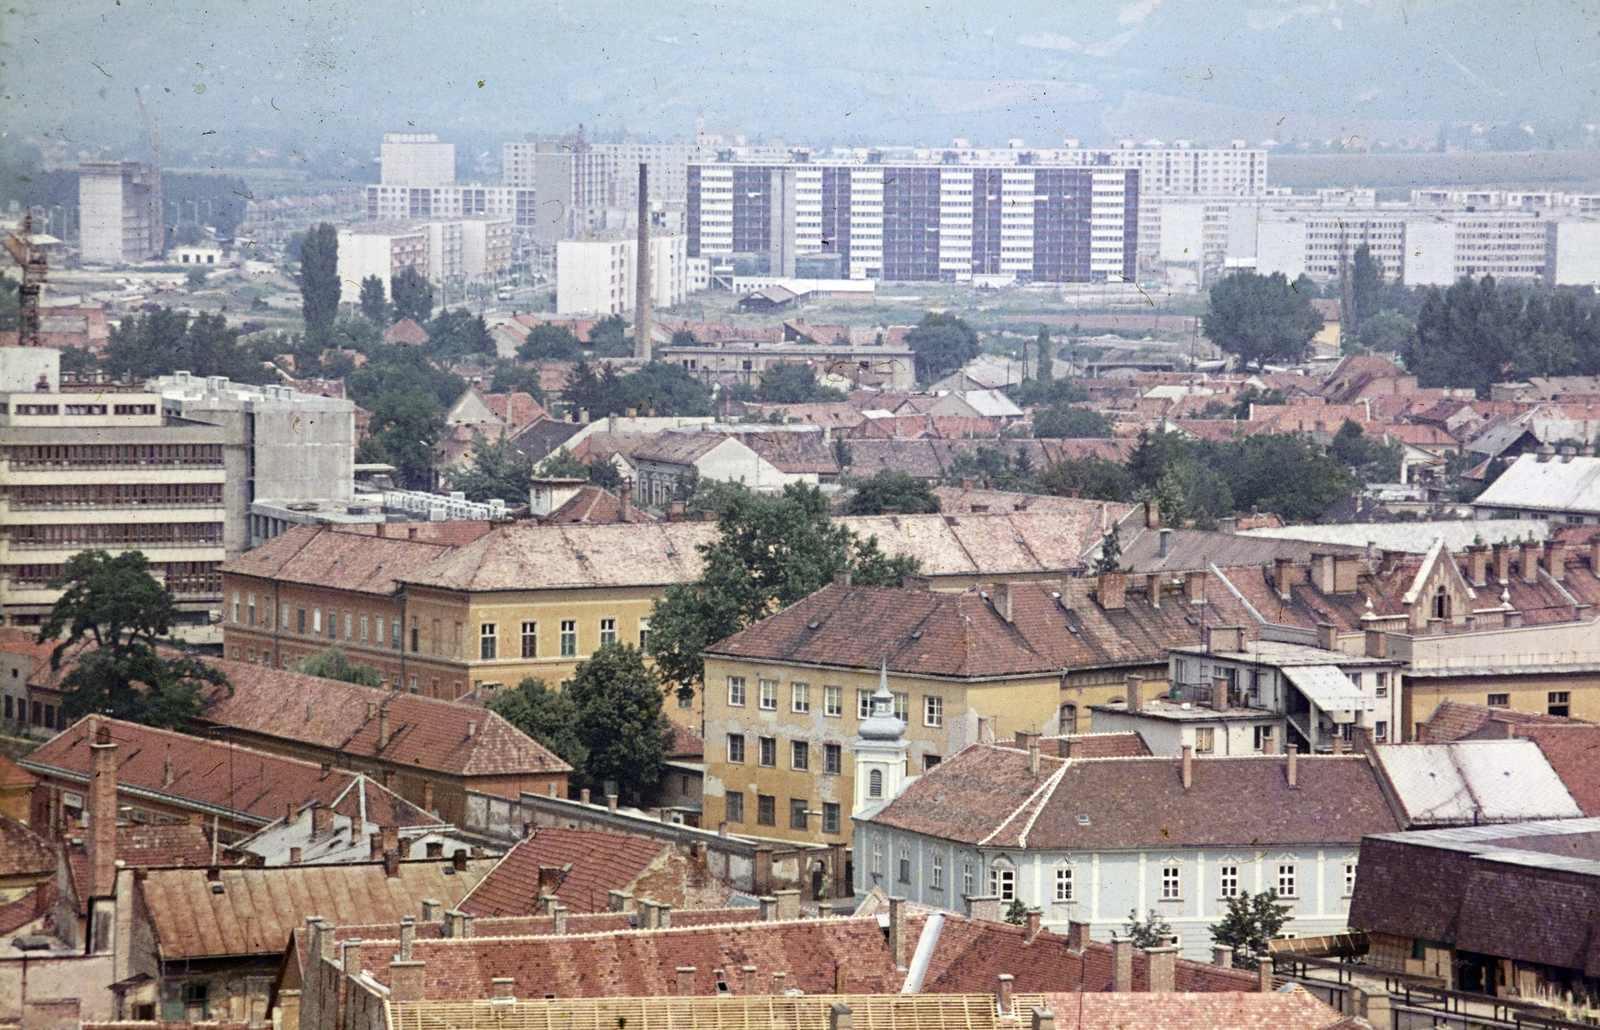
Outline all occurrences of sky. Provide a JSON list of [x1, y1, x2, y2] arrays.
[[3, 0, 1597, 174]]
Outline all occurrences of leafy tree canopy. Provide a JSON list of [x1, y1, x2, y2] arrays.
[[297, 647, 384, 687], [1121, 909, 1174, 949], [356, 387, 446, 490], [359, 275, 391, 326], [38, 550, 228, 728], [1402, 277, 1600, 396], [1350, 242, 1383, 332], [842, 469, 941, 515], [448, 431, 534, 503], [103, 308, 271, 384], [428, 308, 496, 361], [299, 222, 340, 335], [648, 483, 920, 697], [906, 312, 981, 384], [670, 328, 698, 346], [587, 314, 632, 357], [1033, 403, 1112, 439], [487, 676, 589, 771], [565, 361, 713, 418], [1035, 325, 1054, 381], [1012, 376, 1091, 407], [1354, 310, 1415, 355], [1330, 419, 1402, 484], [1209, 890, 1293, 968], [1207, 270, 1325, 368], [564, 644, 674, 801], [739, 362, 847, 405], [518, 323, 585, 362], [390, 266, 435, 325]]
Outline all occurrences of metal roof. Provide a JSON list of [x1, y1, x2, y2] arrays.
[[1374, 740, 1585, 827], [1282, 665, 1375, 713]]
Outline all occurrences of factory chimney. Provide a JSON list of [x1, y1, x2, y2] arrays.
[[634, 162, 652, 362]]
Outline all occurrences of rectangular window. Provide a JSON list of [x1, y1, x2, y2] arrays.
[[345, 612, 354, 640], [1161, 865, 1181, 900], [409, 676, 419, 694], [1195, 727, 1215, 754], [791, 682, 810, 713], [757, 795, 776, 826], [759, 736, 777, 767], [825, 685, 843, 717], [560, 620, 577, 657], [923, 754, 942, 771], [521, 622, 537, 658], [313, 608, 322, 634], [728, 676, 747, 707], [1375, 720, 1389, 743], [872, 840, 884, 876], [924, 695, 943, 727], [898, 856, 911, 883], [930, 852, 946, 889], [1487, 693, 1510, 708], [1254, 725, 1274, 752], [726, 792, 744, 823], [1344, 862, 1358, 897], [990, 866, 1015, 901], [1549, 691, 1571, 717], [823, 802, 840, 835], [638, 618, 651, 651], [894, 692, 908, 722], [1220, 865, 1239, 898], [374, 616, 384, 647], [360, 613, 369, 643], [297, 607, 307, 634], [963, 860, 974, 897], [858, 689, 873, 719], [411, 616, 419, 652], [1375, 672, 1388, 698], [479, 623, 497, 660], [824, 743, 842, 775], [759, 679, 778, 711], [247, 594, 256, 627], [790, 798, 809, 831], [792, 740, 809, 770], [599, 618, 616, 647], [232, 592, 240, 623], [330, 612, 339, 640], [1056, 866, 1074, 901], [1277, 863, 1297, 897], [727, 734, 746, 763], [392, 619, 401, 650]]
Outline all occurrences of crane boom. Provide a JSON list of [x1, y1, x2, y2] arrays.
[[134, 86, 165, 258], [3, 215, 47, 348]]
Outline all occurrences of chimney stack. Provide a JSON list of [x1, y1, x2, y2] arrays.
[[830, 1003, 853, 1030], [993, 582, 1015, 623], [1257, 954, 1276, 992], [675, 967, 696, 997], [1185, 569, 1207, 605], [1493, 542, 1511, 584], [1181, 745, 1193, 789], [1522, 541, 1542, 584], [1212, 946, 1233, 968], [343, 939, 363, 975], [378, 708, 390, 750], [619, 482, 633, 522], [390, 960, 427, 1002], [1157, 528, 1172, 558], [552, 904, 568, 934], [1067, 920, 1089, 951], [311, 805, 333, 838], [635, 163, 652, 362], [289, 846, 302, 865], [1316, 622, 1338, 651], [1027, 735, 1041, 775], [492, 978, 516, 1001], [1031, 1008, 1055, 1030], [421, 899, 441, 924], [1273, 558, 1294, 600], [1125, 674, 1144, 713], [888, 896, 908, 970], [1097, 572, 1126, 610], [997, 974, 1015, 1015], [163, 743, 174, 789], [742, 966, 758, 995], [1111, 939, 1133, 992], [399, 917, 415, 961], [1024, 908, 1042, 943], [1287, 746, 1298, 788], [1145, 947, 1178, 992], [1468, 545, 1489, 587], [1549, 538, 1568, 581], [88, 719, 119, 900]]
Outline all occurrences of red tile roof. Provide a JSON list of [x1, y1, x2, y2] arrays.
[[990, 733, 1150, 758], [462, 827, 673, 916], [196, 659, 571, 778], [0, 881, 55, 936], [218, 522, 485, 595], [0, 812, 55, 878], [395, 521, 719, 592], [1512, 724, 1600, 816], [362, 915, 910, 998], [484, 392, 547, 427], [868, 744, 1399, 849], [550, 485, 656, 523], [383, 318, 431, 345], [1418, 699, 1586, 744], [1032, 991, 1345, 1029]]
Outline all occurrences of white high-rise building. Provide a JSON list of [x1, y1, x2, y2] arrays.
[[379, 133, 456, 187], [77, 159, 153, 265], [555, 235, 688, 316]]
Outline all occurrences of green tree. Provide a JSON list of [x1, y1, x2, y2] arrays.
[[38, 550, 228, 728], [449, 431, 534, 502], [185, 268, 208, 289], [296, 647, 384, 687], [103, 308, 270, 384], [1350, 243, 1382, 334], [299, 222, 340, 335], [1206, 270, 1325, 368], [754, 362, 846, 404], [670, 328, 698, 346], [565, 361, 713, 418], [517, 323, 585, 361], [587, 314, 631, 357], [1354, 311, 1415, 355], [356, 388, 445, 490], [1012, 376, 1090, 407], [648, 484, 919, 699], [564, 644, 673, 801], [1037, 456, 1131, 501], [485, 360, 548, 404], [1035, 325, 1053, 381], [1094, 525, 1123, 574], [429, 308, 496, 360], [906, 312, 981, 384], [0, 273, 19, 332], [359, 275, 391, 326], [1121, 909, 1174, 949], [1033, 404, 1111, 439], [535, 447, 590, 479], [390, 266, 434, 325], [487, 676, 588, 771], [842, 469, 942, 515], [1003, 900, 1030, 925], [1228, 387, 1286, 420], [1209, 891, 1293, 968]]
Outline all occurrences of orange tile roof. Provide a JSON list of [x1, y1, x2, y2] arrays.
[[219, 523, 481, 595], [396, 521, 719, 592], [550, 485, 657, 524], [383, 318, 431, 345], [196, 659, 571, 778], [462, 827, 673, 916], [1032, 992, 1344, 1029], [1512, 724, 1600, 817], [0, 812, 55, 879]]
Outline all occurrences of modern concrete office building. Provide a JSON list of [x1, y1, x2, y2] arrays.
[[77, 159, 154, 265]]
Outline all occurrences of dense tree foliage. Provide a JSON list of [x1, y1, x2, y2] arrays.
[[564, 361, 714, 418], [944, 445, 1038, 492], [359, 275, 391, 326], [448, 431, 535, 502], [1349, 243, 1382, 334], [732, 362, 846, 405], [670, 328, 698, 346], [563, 644, 674, 801], [103, 308, 270, 383], [1403, 276, 1600, 396], [588, 314, 632, 357], [487, 677, 589, 771], [299, 222, 340, 336], [517, 323, 585, 361], [1209, 891, 1293, 968], [428, 308, 495, 361], [39, 551, 228, 728], [648, 484, 920, 698], [1121, 909, 1174, 949], [1330, 419, 1403, 484], [296, 647, 384, 687], [390, 266, 435, 325], [906, 312, 981, 383], [1035, 325, 1054, 381], [842, 469, 942, 515], [356, 388, 446, 490], [1207, 270, 1325, 368], [1353, 310, 1416, 354], [1036, 455, 1133, 501], [1033, 404, 1112, 439], [0, 273, 18, 332], [1012, 376, 1091, 407]]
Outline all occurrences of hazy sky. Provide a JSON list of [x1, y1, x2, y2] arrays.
[[4, 0, 1596, 170]]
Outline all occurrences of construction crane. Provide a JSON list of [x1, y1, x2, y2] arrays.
[[3, 214, 47, 348], [134, 86, 165, 259]]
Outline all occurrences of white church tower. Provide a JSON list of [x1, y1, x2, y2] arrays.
[[853, 659, 909, 815]]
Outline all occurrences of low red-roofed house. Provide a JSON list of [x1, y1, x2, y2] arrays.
[[382, 318, 430, 346]]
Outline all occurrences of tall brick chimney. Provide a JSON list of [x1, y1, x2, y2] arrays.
[[634, 163, 652, 362], [88, 719, 119, 900], [1111, 938, 1133, 992]]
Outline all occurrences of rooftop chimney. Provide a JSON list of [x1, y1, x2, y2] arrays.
[[493, 978, 516, 1001], [619, 483, 633, 522], [1111, 938, 1133, 992], [889, 896, 908, 970], [343, 939, 363, 975], [421, 899, 441, 924], [1316, 622, 1338, 651], [389, 960, 427, 1002], [1024, 908, 1042, 943], [1145, 947, 1178, 992], [829, 1003, 853, 1030], [676, 967, 697, 997], [997, 974, 1015, 1015], [1031, 1008, 1055, 1030], [668, 501, 685, 522], [1212, 946, 1233, 968], [1125, 674, 1144, 712], [88, 720, 118, 901], [742, 966, 758, 995], [1522, 541, 1542, 584], [1468, 546, 1489, 588], [1272, 557, 1294, 600], [1185, 569, 1206, 605], [1287, 746, 1298, 788], [635, 163, 652, 362], [378, 708, 390, 750], [993, 581, 1015, 623], [452, 849, 468, 872], [163, 742, 174, 789], [312, 805, 333, 838], [552, 904, 568, 934], [1067, 920, 1089, 951], [1027, 735, 1041, 775], [1181, 745, 1193, 789], [1493, 542, 1511, 584], [384, 850, 401, 877], [1312, 553, 1335, 594], [289, 846, 302, 865], [1097, 571, 1126, 610], [1549, 539, 1568, 581], [774, 889, 800, 921], [1146, 573, 1162, 609], [399, 917, 415, 961], [1219, 517, 1237, 535], [1258, 954, 1276, 992]]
